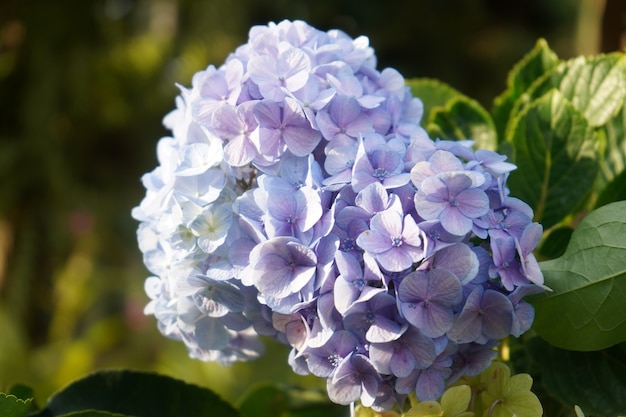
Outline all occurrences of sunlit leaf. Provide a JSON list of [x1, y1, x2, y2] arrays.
[[596, 103, 626, 203], [531, 201, 626, 350], [0, 392, 32, 417], [526, 337, 626, 417], [28, 370, 240, 417], [492, 38, 560, 140], [507, 53, 626, 132], [557, 53, 626, 127], [507, 89, 598, 228]]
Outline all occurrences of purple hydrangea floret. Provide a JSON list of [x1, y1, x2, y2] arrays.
[[133, 19, 546, 411]]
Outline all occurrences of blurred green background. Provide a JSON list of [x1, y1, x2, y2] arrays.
[[0, 0, 623, 407]]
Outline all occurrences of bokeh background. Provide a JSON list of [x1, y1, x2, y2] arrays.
[[1, 0, 624, 406]]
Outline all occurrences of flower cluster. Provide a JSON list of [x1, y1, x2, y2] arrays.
[[133, 20, 545, 411]]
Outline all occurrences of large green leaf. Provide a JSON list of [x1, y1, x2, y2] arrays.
[[596, 102, 626, 202], [531, 201, 626, 351], [507, 89, 598, 228], [507, 53, 626, 135], [55, 412, 128, 417], [0, 393, 33, 417], [428, 96, 496, 150], [557, 53, 626, 127], [237, 383, 345, 417], [27, 370, 240, 417], [492, 39, 560, 141], [526, 337, 626, 417]]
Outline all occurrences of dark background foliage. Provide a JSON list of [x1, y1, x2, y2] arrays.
[[0, 0, 623, 405]]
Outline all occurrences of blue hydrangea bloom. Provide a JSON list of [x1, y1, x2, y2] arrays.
[[133, 19, 547, 411]]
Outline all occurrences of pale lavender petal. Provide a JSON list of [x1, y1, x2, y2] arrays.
[[211, 104, 241, 138], [355, 182, 391, 215], [456, 188, 489, 218], [356, 229, 392, 254], [440, 205, 473, 236], [283, 125, 322, 156], [377, 247, 413, 272], [401, 214, 423, 248]]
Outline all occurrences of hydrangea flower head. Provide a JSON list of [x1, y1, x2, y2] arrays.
[[134, 19, 546, 411]]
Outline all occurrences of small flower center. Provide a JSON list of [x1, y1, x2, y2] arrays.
[[428, 229, 440, 240], [353, 278, 366, 291], [341, 237, 356, 252], [328, 353, 341, 367], [391, 236, 403, 247], [373, 167, 388, 180]]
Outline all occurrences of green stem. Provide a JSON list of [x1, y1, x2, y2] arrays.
[[486, 399, 503, 417]]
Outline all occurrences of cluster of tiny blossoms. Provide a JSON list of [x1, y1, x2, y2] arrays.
[[133, 20, 546, 411]]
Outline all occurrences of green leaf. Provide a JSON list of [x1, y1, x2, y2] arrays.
[[237, 383, 346, 417], [354, 404, 400, 417], [492, 38, 560, 140], [55, 412, 129, 417], [8, 386, 34, 404], [538, 226, 573, 259], [440, 385, 472, 417], [507, 89, 599, 228], [557, 53, 626, 127], [507, 53, 626, 134], [596, 102, 626, 202], [0, 392, 33, 417], [479, 362, 542, 417], [28, 369, 240, 417], [531, 201, 626, 350], [428, 97, 497, 150], [526, 337, 626, 417], [509, 39, 560, 96], [402, 385, 473, 417], [406, 78, 465, 125], [595, 168, 626, 208], [404, 401, 443, 417]]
